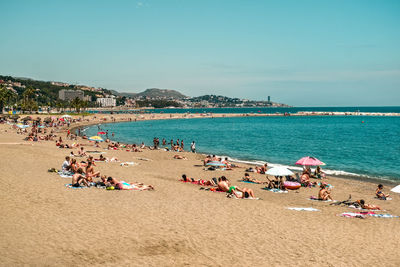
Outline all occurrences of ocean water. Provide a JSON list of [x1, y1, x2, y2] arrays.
[[88, 106, 400, 114], [84, 116, 400, 181]]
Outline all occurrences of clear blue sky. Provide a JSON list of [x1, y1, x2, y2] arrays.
[[0, 0, 399, 106]]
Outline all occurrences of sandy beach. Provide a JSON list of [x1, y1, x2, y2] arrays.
[[1, 114, 399, 266]]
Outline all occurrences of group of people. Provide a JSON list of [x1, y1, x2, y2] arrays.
[[62, 155, 153, 190], [181, 174, 256, 199]]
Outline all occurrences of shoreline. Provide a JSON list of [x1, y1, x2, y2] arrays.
[[76, 114, 399, 185]]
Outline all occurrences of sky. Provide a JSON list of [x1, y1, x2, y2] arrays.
[[0, 0, 399, 106]]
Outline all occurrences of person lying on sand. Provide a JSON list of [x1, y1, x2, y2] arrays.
[[95, 154, 106, 161], [231, 188, 256, 199], [318, 183, 333, 201], [242, 173, 264, 184], [376, 184, 390, 200], [78, 147, 87, 157], [174, 155, 187, 160], [71, 168, 89, 187], [181, 174, 216, 186], [106, 177, 154, 190], [357, 199, 381, 210]]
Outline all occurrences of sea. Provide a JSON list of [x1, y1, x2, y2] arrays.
[[83, 107, 400, 182]]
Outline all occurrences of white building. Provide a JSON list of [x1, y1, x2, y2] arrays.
[[97, 97, 116, 107]]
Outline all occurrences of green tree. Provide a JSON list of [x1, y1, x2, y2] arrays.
[[0, 85, 17, 113], [71, 97, 82, 113], [21, 87, 37, 113]]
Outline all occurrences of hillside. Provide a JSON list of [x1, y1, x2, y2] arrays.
[[135, 88, 186, 99]]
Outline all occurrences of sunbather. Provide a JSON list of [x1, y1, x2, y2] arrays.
[[231, 187, 256, 199], [266, 176, 286, 190], [376, 184, 390, 200], [85, 161, 100, 182], [71, 168, 89, 187], [242, 173, 263, 184], [318, 183, 333, 201], [173, 155, 187, 160], [106, 177, 154, 190], [312, 166, 325, 179], [255, 163, 268, 174], [217, 176, 243, 194], [181, 174, 216, 186], [357, 199, 381, 210], [62, 156, 71, 171]]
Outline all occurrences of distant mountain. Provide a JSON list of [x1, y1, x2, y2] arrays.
[[117, 88, 186, 99]]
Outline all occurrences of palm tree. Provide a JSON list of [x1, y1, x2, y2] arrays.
[[71, 97, 82, 113], [22, 87, 37, 113], [0, 85, 16, 114]]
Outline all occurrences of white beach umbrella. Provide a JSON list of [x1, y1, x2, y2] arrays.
[[266, 166, 294, 176], [390, 185, 400, 194], [61, 114, 72, 118]]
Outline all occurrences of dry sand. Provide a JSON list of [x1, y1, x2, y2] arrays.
[[0, 114, 399, 266]]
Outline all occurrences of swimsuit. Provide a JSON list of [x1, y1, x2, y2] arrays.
[[228, 186, 236, 193]]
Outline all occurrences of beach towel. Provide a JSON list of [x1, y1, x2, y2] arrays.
[[58, 171, 74, 178], [348, 205, 383, 212], [120, 161, 136, 166], [240, 180, 258, 184], [86, 151, 105, 154], [227, 193, 260, 200], [261, 188, 288, 193], [368, 213, 398, 218], [65, 183, 87, 189], [339, 212, 366, 219], [374, 196, 392, 200], [287, 207, 320, 211], [309, 196, 334, 202]]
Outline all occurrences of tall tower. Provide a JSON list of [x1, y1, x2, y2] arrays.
[[267, 96, 271, 103]]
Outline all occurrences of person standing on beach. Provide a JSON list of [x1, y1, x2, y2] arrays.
[[106, 130, 109, 138], [181, 140, 184, 151], [191, 141, 196, 153], [170, 139, 174, 150]]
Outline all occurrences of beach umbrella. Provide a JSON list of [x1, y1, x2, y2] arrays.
[[266, 166, 294, 176], [206, 161, 226, 167], [61, 114, 72, 119], [88, 136, 104, 142], [16, 123, 30, 129], [97, 131, 106, 135], [295, 156, 325, 166], [390, 185, 400, 194]]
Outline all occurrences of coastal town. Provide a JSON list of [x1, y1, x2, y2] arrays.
[[0, 75, 290, 113]]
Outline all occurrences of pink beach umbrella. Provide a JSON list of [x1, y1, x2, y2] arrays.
[[295, 156, 325, 166]]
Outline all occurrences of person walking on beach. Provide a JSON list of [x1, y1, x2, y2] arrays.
[[191, 141, 196, 153], [181, 140, 184, 151]]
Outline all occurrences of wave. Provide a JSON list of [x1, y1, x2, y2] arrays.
[[209, 154, 397, 181]]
